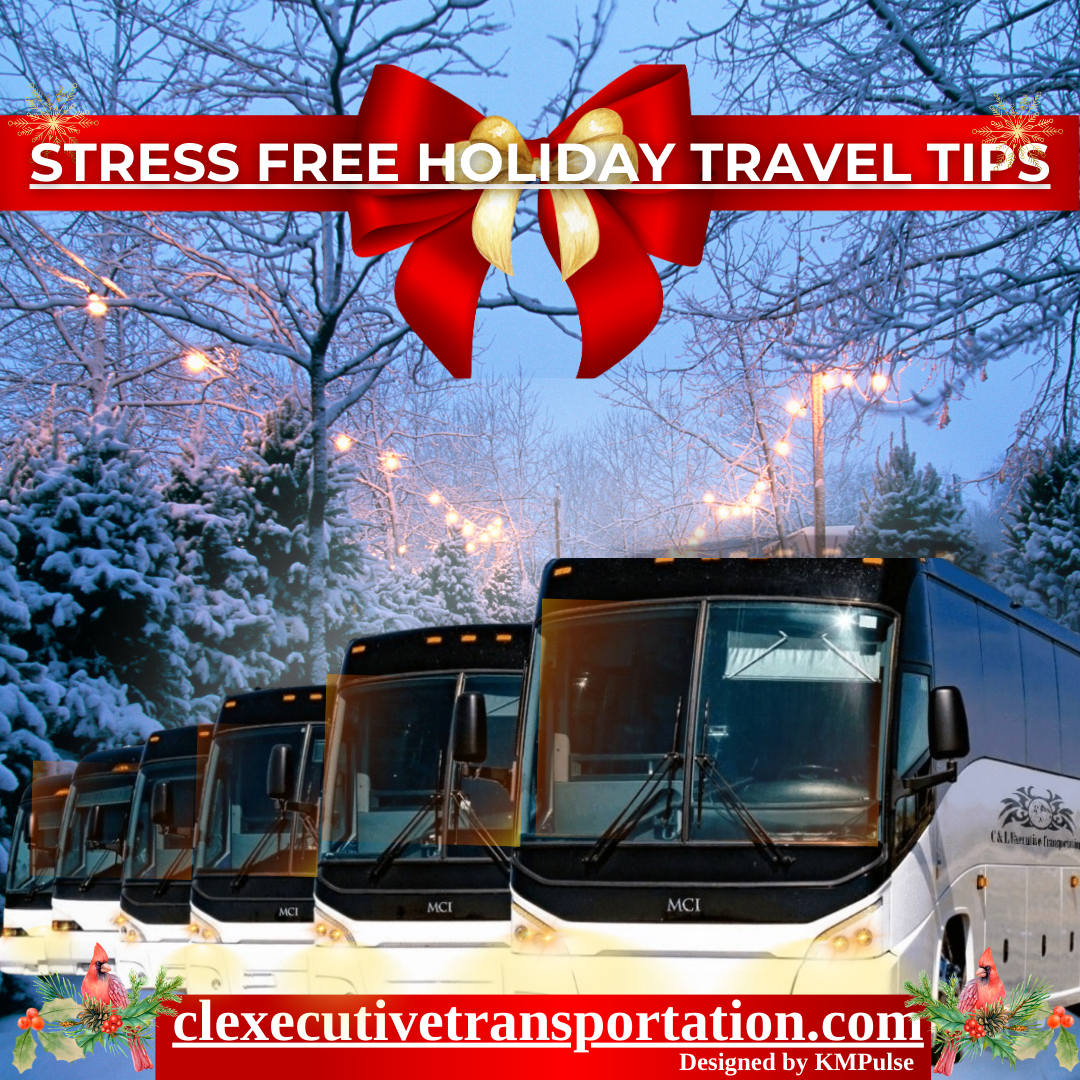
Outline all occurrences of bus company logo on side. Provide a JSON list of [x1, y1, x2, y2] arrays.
[[427, 900, 453, 914], [277, 906, 302, 919], [667, 897, 702, 914], [999, 787, 1075, 833]]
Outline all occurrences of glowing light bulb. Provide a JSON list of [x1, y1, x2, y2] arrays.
[[465, 541, 476, 553], [383, 453, 400, 471], [822, 372, 838, 390], [397, 545, 406, 555], [694, 526, 705, 539], [86, 294, 107, 316], [871, 373, 889, 392], [774, 440, 791, 457], [446, 511, 459, 525], [428, 492, 442, 505], [184, 351, 209, 374], [784, 399, 803, 416], [748, 492, 762, 506], [755, 480, 769, 493], [703, 493, 715, 504], [716, 507, 730, 520], [333, 433, 352, 452], [841, 371, 855, 387], [462, 522, 474, 537]]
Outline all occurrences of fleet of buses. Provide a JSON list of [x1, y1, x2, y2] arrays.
[[4, 558, 1080, 1005]]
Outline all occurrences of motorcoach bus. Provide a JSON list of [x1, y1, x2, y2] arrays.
[[49, 746, 144, 976], [0, 769, 74, 976], [312, 624, 528, 994], [509, 557, 1080, 1002], [186, 686, 328, 994], [116, 726, 210, 985]]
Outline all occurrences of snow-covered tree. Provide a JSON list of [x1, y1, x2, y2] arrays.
[[482, 549, 533, 624], [349, 556, 454, 636], [420, 527, 488, 625], [238, 396, 367, 682], [1, 413, 182, 750], [164, 444, 283, 719], [998, 442, 1080, 631], [843, 435, 985, 573]]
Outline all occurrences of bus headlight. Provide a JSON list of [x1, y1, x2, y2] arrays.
[[511, 903, 566, 955], [121, 923, 145, 944], [189, 915, 221, 944], [2, 927, 28, 937], [51, 920, 82, 933], [809, 900, 885, 960], [313, 908, 355, 946]]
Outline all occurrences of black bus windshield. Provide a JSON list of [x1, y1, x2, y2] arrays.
[[524, 600, 894, 849], [194, 725, 323, 880], [6, 800, 64, 898], [322, 673, 522, 862], [56, 776, 137, 884], [124, 759, 198, 883]]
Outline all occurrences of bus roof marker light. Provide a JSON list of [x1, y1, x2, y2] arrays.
[[496, 634, 513, 642], [863, 557, 884, 566], [426, 636, 443, 645], [553, 566, 572, 577], [351, 644, 367, 654], [309, 692, 323, 701], [654, 558, 674, 564], [224, 700, 237, 708], [111, 763, 136, 773], [461, 634, 477, 643], [282, 694, 297, 702]]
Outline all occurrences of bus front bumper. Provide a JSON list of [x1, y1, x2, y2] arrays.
[[183, 940, 314, 995]]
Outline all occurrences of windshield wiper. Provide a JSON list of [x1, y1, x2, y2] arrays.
[[367, 793, 441, 884], [695, 753, 793, 870], [153, 846, 193, 897], [78, 855, 119, 893], [583, 755, 683, 871], [229, 811, 295, 892]]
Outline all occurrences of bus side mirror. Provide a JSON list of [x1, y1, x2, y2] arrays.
[[929, 686, 969, 760], [267, 744, 294, 802], [453, 693, 487, 764], [151, 781, 172, 827]]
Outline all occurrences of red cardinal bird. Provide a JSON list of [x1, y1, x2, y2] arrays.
[[80, 943, 129, 1010], [934, 946, 1006, 1075]]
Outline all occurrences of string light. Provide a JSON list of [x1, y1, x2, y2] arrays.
[[333, 433, 352, 452], [784, 399, 803, 416], [748, 492, 762, 506], [694, 526, 706, 539], [86, 295, 107, 316], [755, 480, 769, 493], [703, 493, 715, 504], [774, 440, 791, 456], [841, 372, 855, 387], [462, 522, 475, 537], [871, 373, 889, 392], [383, 452, 400, 472], [184, 351, 209, 374], [465, 541, 476, 553], [445, 511, 459, 525], [428, 492, 442, 505]]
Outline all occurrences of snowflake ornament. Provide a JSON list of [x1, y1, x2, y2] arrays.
[[7, 83, 98, 143], [972, 94, 1063, 149]]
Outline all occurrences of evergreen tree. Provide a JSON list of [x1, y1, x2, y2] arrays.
[[482, 548, 533, 623], [1, 413, 179, 750], [998, 442, 1080, 631], [351, 556, 454, 635], [419, 526, 488, 625], [164, 444, 283, 720], [237, 396, 366, 682], [843, 434, 986, 574]]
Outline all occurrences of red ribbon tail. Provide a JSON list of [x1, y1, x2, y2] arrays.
[[540, 192, 663, 379], [394, 212, 491, 378]]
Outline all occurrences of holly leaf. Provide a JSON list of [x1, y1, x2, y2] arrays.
[[37, 1033, 85, 1064], [13, 1030, 36, 1074], [1057, 1029, 1079, 1071], [1014, 1024, 1056, 1060], [39, 997, 81, 1023], [74, 1028, 103, 1054]]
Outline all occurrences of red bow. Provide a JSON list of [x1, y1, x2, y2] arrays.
[[347, 65, 712, 378]]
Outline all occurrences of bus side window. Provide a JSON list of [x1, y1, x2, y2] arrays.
[[894, 671, 931, 851], [897, 672, 930, 776]]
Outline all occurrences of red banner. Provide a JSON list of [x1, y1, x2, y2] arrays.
[[3, 64, 1075, 377], [153, 993, 928, 1079]]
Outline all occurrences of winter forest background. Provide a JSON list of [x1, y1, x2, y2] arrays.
[[0, 0, 1078, 875]]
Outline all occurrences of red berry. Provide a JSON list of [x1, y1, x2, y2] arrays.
[[16, 1017, 30, 1030], [1049, 1015, 1062, 1028], [1055, 1006, 1067, 1017], [30, 1017, 44, 1031], [1065, 1016, 1075, 1029], [25, 1008, 38, 1019]]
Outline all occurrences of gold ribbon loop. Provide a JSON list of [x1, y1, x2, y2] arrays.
[[451, 109, 638, 280]]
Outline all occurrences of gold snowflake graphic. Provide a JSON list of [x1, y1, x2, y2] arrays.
[[972, 93, 1063, 148], [7, 83, 98, 143]]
